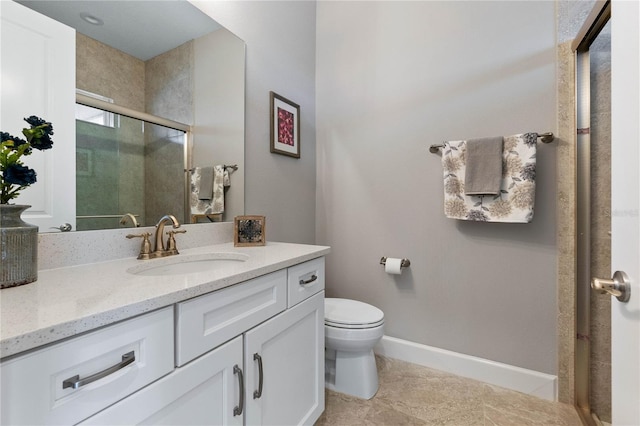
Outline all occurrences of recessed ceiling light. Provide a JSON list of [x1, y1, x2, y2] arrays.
[[80, 12, 104, 26]]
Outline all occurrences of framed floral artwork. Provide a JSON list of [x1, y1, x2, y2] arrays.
[[234, 215, 266, 247], [270, 91, 300, 158]]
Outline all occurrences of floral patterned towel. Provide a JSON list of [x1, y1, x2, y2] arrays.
[[190, 165, 228, 215], [441, 133, 537, 223]]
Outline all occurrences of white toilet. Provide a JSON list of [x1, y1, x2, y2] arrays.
[[324, 298, 385, 399]]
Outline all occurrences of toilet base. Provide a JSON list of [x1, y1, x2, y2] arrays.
[[325, 348, 379, 399]]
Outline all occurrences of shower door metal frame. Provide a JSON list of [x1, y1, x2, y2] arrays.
[[572, 1, 611, 425]]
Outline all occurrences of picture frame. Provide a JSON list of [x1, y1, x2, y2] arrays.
[[270, 91, 300, 158], [234, 215, 266, 247]]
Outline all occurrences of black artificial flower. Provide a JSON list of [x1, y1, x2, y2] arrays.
[[1, 116, 54, 203], [22, 116, 54, 151], [0, 132, 30, 153], [3, 164, 37, 186], [24, 116, 53, 135], [29, 133, 53, 150]]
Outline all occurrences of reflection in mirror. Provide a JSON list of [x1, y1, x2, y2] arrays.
[[75, 106, 187, 231], [15, 0, 245, 232]]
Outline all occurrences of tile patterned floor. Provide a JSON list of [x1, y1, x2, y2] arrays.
[[315, 356, 582, 426]]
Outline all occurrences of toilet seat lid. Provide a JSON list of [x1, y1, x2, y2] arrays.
[[325, 298, 384, 328]]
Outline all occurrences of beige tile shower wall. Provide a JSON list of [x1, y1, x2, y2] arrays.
[[144, 42, 194, 225], [316, 1, 557, 374], [556, 41, 577, 405], [76, 33, 145, 111], [145, 41, 194, 125], [76, 34, 146, 229]]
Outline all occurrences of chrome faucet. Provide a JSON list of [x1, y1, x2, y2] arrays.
[[126, 214, 186, 260]]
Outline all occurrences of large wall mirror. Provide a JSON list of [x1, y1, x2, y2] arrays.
[[14, 0, 245, 232]]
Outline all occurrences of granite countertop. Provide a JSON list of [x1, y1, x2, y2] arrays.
[[0, 242, 330, 359]]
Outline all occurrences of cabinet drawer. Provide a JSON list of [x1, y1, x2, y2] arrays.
[[0, 307, 174, 426], [80, 336, 243, 426], [287, 257, 325, 307], [176, 270, 287, 366]]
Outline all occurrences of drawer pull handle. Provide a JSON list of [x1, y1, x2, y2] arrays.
[[253, 353, 264, 399], [62, 351, 135, 390], [233, 365, 244, 416], [299, 274, 318, 286]]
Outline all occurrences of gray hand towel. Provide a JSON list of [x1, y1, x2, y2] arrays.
[[198, 166, 214, 200], [464, 136, 504, 195]]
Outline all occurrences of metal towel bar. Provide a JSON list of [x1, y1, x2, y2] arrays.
[[429, 132, 554, 154], [186, 164, 238, 172], [77, 214, 139, 219]]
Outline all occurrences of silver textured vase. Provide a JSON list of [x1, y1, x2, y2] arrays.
[[1, 204, 38, 289]]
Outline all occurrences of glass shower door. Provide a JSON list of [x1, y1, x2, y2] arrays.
[[76, 107, 186, 231]]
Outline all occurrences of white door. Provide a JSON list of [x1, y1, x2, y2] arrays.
[[244, 292, 324, 426], [610, 1, 640, 424], [0, 1, 76, 231]]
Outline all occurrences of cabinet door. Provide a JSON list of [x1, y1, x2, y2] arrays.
[[81, 336, 244, 426], [244, 291, 324, 426]]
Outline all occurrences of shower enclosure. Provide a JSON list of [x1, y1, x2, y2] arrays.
[[75, 96, 190, 231]]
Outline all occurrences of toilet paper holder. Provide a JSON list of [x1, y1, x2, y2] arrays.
[[379, 257, 411, 268]]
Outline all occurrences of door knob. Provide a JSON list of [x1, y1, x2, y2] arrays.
[[50, 223, 72, 232], [591, 271, 631, 303]]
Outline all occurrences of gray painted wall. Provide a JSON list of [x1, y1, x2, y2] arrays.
[[316, 1, 558, 374], [193, 1, 317, 244], [193, 29, 245, 222], [194, 0, 560, 374]]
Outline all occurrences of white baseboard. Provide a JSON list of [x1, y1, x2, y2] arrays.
[[374, 335, 557, 401]]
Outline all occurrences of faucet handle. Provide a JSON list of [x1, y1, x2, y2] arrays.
[[126, 232, 152, 259], [165, 229, 187, 254]]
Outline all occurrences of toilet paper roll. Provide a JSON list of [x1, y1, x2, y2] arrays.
[[385, 258, 403, 275]]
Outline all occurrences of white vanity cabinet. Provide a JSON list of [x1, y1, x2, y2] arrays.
[[0, 255, 326, 426], [82, 256, 325, 426]]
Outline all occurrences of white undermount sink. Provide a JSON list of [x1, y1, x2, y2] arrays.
[[126, 252, 250, 276]]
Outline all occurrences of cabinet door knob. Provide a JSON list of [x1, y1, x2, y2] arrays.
[[233, 365, 244, 416]]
